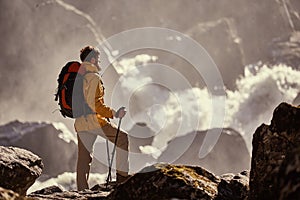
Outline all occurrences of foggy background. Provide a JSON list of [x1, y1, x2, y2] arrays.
[[1, 0, 299, 130]]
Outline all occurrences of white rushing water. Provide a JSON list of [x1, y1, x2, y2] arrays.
[[112, 56, 300, 153]]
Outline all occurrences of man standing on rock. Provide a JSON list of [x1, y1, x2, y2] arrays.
[[74, 46, 129, 190]]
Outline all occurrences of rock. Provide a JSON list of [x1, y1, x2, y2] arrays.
[[218, 171, 249, 200], [30, 185, 63, 195], [249, 102, 300, 200], [277, 147, 300, 200], [0, 120, 77, 177], [0, 187, 22, 200], [270, 102, 300, 133], [110, 163, 249, 200], [0, 146, 43, 196], [158, 128, 250, 175], [26, 163, 249, 199], [109, 163, 220, 200], [28, 190, 109, 200]]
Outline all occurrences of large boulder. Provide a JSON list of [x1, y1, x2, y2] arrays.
[[218, 171, 249, 200], [0, 146, 43, 196], [249, 102, 300, 200], [109, 163, 249, 200], [110, 163, 219, 200], [158, 128, 250, 175], [0, 120, 77, 177]]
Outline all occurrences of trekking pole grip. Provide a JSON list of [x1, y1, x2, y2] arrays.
[[115, 106, 126, 118]]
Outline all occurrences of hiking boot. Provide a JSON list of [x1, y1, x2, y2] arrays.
[[116, 173, 130, 184]]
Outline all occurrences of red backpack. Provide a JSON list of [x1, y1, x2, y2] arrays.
[[55, 61, 93, 118]]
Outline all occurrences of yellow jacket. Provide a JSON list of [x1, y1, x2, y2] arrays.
[[74, 62, 114, 132]]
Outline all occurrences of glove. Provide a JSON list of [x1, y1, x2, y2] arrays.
[[115, 107, 126, 118]]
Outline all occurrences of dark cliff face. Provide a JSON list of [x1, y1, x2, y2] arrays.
[[249, 102, 300, 200]]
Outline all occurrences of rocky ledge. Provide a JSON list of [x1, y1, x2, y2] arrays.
[[1, 102, 300, 200], [26, 163, 248, 200]]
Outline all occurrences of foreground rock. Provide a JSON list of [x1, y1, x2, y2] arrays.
[[110, 163, 249, 200], [27, 163, 249, 200], [28, 185, 109, 200], [0, 187, 23, 200], [0, 120, 77, 177], [219, 171, 249, 200], [249, 102, 300, 200], [110, 163, 220, 200], [0, 146, 43, 196]]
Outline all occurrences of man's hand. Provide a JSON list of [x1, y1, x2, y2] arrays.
[[115, 107, 126, 118]]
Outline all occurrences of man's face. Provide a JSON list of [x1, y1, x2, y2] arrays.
[[93, 55, 101, 71]]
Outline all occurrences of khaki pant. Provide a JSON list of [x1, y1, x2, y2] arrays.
[[76, 122, 129, 190]]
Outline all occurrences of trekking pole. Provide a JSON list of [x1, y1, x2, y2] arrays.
[[106, 116, 123, 188], [105, 118, 112, 183], [105, 139, 111, 182]]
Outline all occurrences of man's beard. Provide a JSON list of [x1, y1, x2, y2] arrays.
[[95, 63, 101, 71]]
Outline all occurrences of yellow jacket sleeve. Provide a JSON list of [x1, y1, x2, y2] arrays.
[[84, 73, 114, 118]]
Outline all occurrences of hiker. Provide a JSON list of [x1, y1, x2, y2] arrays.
[[74, 46, 129, 190]]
